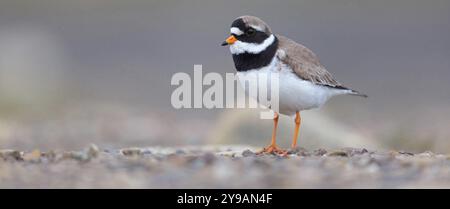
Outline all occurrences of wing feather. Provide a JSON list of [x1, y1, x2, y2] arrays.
[[276, 35, 345, 89]]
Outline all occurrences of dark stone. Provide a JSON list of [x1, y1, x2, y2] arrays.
[[313, 149, 328, 156], [242, 149, 256, 157], [175, 149, 186, 155], [328, 150, 348, 157], [288, 147, 311, 156]]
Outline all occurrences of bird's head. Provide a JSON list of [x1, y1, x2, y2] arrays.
[[222, 16, 275, 55]]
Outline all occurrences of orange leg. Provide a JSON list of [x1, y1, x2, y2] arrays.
[[257, 112, 287, 155], [291, 111, 301, 149]]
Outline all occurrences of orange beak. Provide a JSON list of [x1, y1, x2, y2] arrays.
[[221, 35, 237, 46]]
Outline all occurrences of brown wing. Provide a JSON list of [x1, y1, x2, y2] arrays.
[[276, 35, 345, 89]]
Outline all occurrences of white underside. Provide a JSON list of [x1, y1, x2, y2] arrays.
[[236, 56, 351, 116]]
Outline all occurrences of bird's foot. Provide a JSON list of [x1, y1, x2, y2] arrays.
[[256, 144, 288, 156]]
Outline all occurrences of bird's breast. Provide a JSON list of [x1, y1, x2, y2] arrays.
[[236, 57, 345, 115]]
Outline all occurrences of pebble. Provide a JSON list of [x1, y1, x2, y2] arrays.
[[23, 150, 42, 162], [242, 149, 255, 157], [175, 149, 186, 155], [121, 148, 142, 156], [289, 147, 310, 156], [0, 149, 23, 161], [87, 144, 99, 159], [327, 150, 348, 157], [313, 148, 327, 156]]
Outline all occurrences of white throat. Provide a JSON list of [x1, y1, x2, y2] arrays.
[[230, 34, 275, 55]]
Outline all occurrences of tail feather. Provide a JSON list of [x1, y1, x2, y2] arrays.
[[327, 84, 368, 98], [348, 89, 368, 98]]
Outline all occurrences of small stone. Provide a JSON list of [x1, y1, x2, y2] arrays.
[[417, 151, 434, 158], [175, 149, 186, 155], [87, 144, 99, 159], [0, 149, 23, 161], [313, 149, 327, 156], [341, 147, 368, 156], [42, 150, 57, 161], [356, 148, 368, 155], [141, 149, 152, 155], [121, 148, 142, 156], [288, 147, 310, 156], [65, 144, 100, 162], [327, 150, 348, 157], [242, 149, 255, 157], [67, 151, 89, 161], [217, 151, 236, 157], [23, 150, 42, 162], [398, 151, 414, 156]]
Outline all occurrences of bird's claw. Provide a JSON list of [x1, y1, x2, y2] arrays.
[[256, 145, 288, 156]]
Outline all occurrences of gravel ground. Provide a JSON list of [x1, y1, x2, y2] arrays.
[[1, 145, 450, 188]]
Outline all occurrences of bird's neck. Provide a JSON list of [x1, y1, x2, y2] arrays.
[[232, 36, 278, 72]]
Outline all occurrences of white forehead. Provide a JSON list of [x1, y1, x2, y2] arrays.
[[230, 27, 243, 35]]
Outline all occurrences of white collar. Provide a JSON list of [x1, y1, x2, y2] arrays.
[[230, 34, 275, 55]]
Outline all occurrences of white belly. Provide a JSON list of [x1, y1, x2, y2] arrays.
[[236, 58, 349, 116]]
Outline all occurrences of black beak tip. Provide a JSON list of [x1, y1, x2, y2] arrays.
[[221, 41, 228, 46]]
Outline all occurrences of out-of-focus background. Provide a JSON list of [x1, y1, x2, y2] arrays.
[[1, 0, 449, 153]]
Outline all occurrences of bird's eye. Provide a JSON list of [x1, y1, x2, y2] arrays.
[[246, 28, 255, 36]]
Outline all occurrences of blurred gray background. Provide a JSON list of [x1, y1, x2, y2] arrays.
[[0, 0, 449, 152]]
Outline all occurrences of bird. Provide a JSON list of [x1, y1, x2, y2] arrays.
[[221, 15, 367, 155]]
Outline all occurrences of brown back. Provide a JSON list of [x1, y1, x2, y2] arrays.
[[276, 35, 344, 89]]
